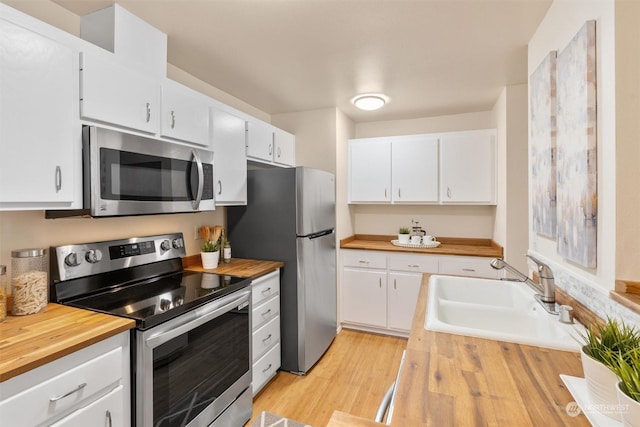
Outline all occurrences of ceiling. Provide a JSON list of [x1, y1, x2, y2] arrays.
[[52, 0, 552, 122]]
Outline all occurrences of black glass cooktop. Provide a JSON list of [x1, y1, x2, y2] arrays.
[[67, 270, 250, 330]]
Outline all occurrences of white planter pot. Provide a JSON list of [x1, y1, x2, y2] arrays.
[[617, 381, 640, 427], [398, 234, 410, 244], [581, 346, 622, 421], [201, 251, 220, 269]]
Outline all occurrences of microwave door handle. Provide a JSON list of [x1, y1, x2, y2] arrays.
[[191, 150, 204, 210]]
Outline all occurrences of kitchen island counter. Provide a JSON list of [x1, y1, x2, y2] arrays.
[[327, 274, 589, 427]]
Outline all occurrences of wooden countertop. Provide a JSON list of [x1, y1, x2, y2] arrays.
[[0, 304, 134, 382], [182, 255, 284, 278], [340, 234, 503, 258], [328, 274, 589, 427]]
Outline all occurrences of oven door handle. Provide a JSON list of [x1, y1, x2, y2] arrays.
[[191, 149, 204, 210], [145, 289, 250, 348]]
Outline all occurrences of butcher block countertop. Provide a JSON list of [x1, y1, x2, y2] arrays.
[[0, 304, 134, 382], [328, 274, 589, 427], [182, 255, 283, 278], [340, 234, 503, 258]]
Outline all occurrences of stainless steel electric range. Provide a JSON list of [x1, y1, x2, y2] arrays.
[[50, 233, 252, 427]]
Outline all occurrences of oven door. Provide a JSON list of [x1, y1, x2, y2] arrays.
[[136, 288, 251, 427], [84, 126, 215, 216]]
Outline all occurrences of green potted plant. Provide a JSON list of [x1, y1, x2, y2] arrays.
[[200, 225, 222, 269], [398, 227, 410, 244], [579, 317, 640, 421], [608, 347, 640, 426]]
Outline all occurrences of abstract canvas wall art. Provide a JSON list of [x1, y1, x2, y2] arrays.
[[530, 51, 557, 238], [556, 20, 597, 268]]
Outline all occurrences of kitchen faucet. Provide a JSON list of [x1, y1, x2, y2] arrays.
[[490, 255, 558, 315]]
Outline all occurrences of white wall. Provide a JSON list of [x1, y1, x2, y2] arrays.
[[528, 0, 615, 290]]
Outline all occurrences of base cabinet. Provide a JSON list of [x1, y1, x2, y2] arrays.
[[342, 268, 387, 328], [387, 272, 422, 331], [251, 270, 281, 396]]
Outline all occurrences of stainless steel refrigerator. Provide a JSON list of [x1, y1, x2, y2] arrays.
[[227, 167, 336, 374]]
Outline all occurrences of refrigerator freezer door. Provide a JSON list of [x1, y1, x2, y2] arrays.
[[295, 230, 337, 373], [296, 168, 335, 236]]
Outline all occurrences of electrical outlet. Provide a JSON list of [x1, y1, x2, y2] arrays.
[[194, 225, 201, 240]]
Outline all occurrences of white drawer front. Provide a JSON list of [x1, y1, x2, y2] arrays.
[[252, 316, 280, 362], [251, 270, 280, 307], [50, 385, 124, 427], [0, 346, 122, 426], [252, 343, 281, 396], [439, 257, 498, 279], [342, 250, 387, 269], [388, 254, 438, 273], [252, 295, 280, 330]]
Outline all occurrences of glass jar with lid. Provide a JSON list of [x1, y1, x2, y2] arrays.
[[0, 265, 6, 321], [11, 248, 48, 315]]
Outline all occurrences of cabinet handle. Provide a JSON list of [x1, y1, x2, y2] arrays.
[[263, 363, 273, 373], [379, 278, 382, 288], [55, 166, 62, 193], [408, 264, 420, 268], [462, 268, 476, 272], [358, 260, 370, 265], [277, 146, 281, 158], [170, 110, 176, 129], [447, 187, 451, 198], [262, 333, 272, 343], [261, 309, 272, 317], [268, 143, 273, 155], [49, 382, 87, 402], [385, 188, 388, 199], [106, 410, 112, 427], [398, 188, 401, 198], [146, 102, 151, 123], [261, 287, 272, 294], [217, 180, 222, 195], [394, 279, 397, 290]]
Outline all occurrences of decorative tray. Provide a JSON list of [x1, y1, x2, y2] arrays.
[[391, 239, 441, 249]]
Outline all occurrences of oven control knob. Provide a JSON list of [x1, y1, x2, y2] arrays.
[[160, 299, 171, 311], [172, 296, 184, 306], [172, 238, 184, 249], [64, 252, 81, 267], [160, 240, 171, 251], [85, 249, 103, 264]]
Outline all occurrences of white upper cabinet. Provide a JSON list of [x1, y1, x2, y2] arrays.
[[349, 138, 392, 203], [273, 127, 295, 166], [392, 135, 439, 203], [0, 18, 79, 208], [440, 129, 496, 204], [80, 51, 159, 134], [211, 107, 247, 205], [160, 79, 210, 147]]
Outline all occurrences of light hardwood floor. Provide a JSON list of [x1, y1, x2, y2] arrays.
[[247, 329, 408, 426]]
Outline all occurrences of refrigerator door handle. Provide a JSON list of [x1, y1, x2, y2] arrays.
[[303, 229, 334, 240]]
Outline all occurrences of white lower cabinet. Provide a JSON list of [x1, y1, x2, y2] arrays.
[[341, 250, 497, 335], [0, 332, 130, 427], [251, 270, 281, 396]]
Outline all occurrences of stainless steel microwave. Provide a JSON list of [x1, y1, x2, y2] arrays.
[[78, 126, 215, 217]]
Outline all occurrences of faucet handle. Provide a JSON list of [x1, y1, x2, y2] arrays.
[[558, 305, 574, 324], [526, 254, 554, 278]]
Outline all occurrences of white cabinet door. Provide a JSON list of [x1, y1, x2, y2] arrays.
[[440, 130, 496, 204], [0, 19, 77, 206], [387, 272, 422, 331], [246, 120, 274, 162], [349, 138, 391, 203], [341, 268, 387, 327], [273, 127, 295, 166], [211, 108, 247, 205], [160, 80, 210, 147], [392, 136, 439, 203], [80, 52, 159, 134]]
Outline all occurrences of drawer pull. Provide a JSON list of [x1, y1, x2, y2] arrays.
[[358, 260, 370, 264], [262, 334, 272, 343], [50, 382, 87, 403], [106, 410, 112, 427], [379, 278, 382, 288], [261, 309, 272, 317], [408, 264, 420, 268], [261, 287, 272, 294], [462, 268, 476, 272], [262, 363, 272, 373]]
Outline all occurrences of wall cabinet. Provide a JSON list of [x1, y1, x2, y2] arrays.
[[251, 270, 281, 396], [80, 51, 159, 134], [0, 18, 79, 209], [273, 127, 296, 166], [160, 79, 210, 147], [0, 332, 130, 426], [340, 250, 497, 335], [246, 121, 295, 167], [440, 129, 496, 204], [211, 107, 247, 205], [348, 129, 496, 205]]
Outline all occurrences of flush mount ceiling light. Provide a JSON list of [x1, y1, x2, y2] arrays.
[[352, 94, 387, 111]]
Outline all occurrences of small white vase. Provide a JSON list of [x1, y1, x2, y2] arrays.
[[616, 381, 640, 427], [398, 234, 410, 244], [201, 251, 220, 269], [581, 346, 622, 421]]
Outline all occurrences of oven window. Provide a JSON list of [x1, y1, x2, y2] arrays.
[[152, 308, 249, 427], [100, 148, 196, 201]]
